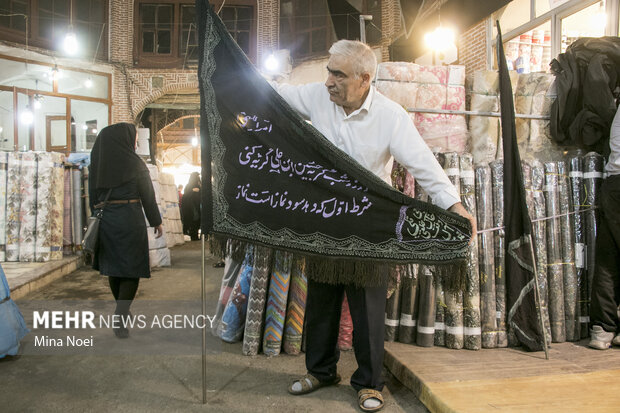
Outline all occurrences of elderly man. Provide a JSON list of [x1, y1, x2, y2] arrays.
[[271, 39, 475, 412]]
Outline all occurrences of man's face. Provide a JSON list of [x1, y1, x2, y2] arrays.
[[324, 55, 369, 111]]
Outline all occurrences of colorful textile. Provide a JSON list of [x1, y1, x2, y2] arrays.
[[63, 167, 73, 255], [18, 152, 37, 262], [197, 2, 471, 288], [242, 246, 272, 356], [71, 168, 83, 251], [283, 255, 307, 355], [0, 263, 28, 358], [212, 254, 242, 337], [50, 154, 65, 260], [490, 160, 508, 347], [5, 152, 21, 262], [263, 250, 293, 356], [219, 246, 254, 343], [0, 152, 7, 262]]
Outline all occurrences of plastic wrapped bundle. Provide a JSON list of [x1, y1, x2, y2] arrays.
[[5, 153, 21, 262], [528, 74, 555, 155], [50, 154, 65, 261], [242, 246, 272, 356], [283, 256, 307, 355], [398, 264, 419, 344], [490, 160, 508, 347], [529, 160, 552, 344], [0, 152, 7, 262], [62, 167, 73, 255], [414, 66, 468, 153], [375, 62, 420, 110], [338, 294, 353, 350], [263, 250, 293, 356], [569, 155, 588, 338], [219, 246, 254, 343], [475, 163, 497, 348], [544, 161, 566, 343], [442, 152, 464, 349], [71, 167, 83, 254], [212, 251, 242, 337], [18, 152, 37, 262], [385, 277, 402, 342], [583, 153, 603, 312], [35, 153, 59, 261], [557, 161, 578, 341], [515, 74, 540, 147], [416, 265, 436, 347], [460, 153, 481, 350]]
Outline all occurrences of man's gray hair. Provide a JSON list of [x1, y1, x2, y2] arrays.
[[328, 40, 377, 80]]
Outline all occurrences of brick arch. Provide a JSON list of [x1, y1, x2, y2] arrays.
[[132, 80, 200, 121]]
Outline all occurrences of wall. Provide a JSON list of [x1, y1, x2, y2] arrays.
[[458, 20, 489, 79]]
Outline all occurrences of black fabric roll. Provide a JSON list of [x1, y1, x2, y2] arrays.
[[583, 152, 604, 325], [475, 163, 498, 348], [433, 152, 446, 347], [416, 265, 436, 347], [443, 152, 464, 349], [544, 161, 566, 342], [385, 277, 402, 342], [460, 154, 481, 350], [529, 160, 552, 345], [557, 161, 578, 341], [490, 159, 508, 348], [398, 264, 419, 344], [569, 155, 588, 338]]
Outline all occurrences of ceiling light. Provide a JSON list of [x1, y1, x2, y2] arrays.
[[84, 77, 93, 88], [63, 31, 78, 56], [424, 26, 456, 52], [191, 137, 198, 147], [20, 106, 34, 125]]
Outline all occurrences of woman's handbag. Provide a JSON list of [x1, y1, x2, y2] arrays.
[[82, 189, 112, 254]]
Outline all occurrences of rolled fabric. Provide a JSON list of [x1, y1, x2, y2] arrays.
[[529, 160, 552, 345], [35, 153, 55, 262], [283, 256, 307, 355], [490, 159, 508, 347], [5, 152, 21, 262], [557, 161, 578, 341], [0, 152, 8, 262], [583, 152, 604, 320], [263, 250, 293, 356], [62, 167, 73, 255], [443, 152, 463, 349], [385, 276, 402, 342], [338, 294, 353, 350], [416, 265, 436, 347], [434, 152, 445, 347], [218, 246, 254, 342], [398, 264, 419, 344], [71, 167, 83, 254], [460, 153, 481, 350], [475, 163, 497, 348], [242, 246, 272, 356], [18, 152, 37, 262], [50, 153, 65, 261], [544, 161, 566, 343], [569, 155, 588, 338]]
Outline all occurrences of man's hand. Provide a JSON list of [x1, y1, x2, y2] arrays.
[[448, 202, 477, 244], [154, 224, 163, 239]]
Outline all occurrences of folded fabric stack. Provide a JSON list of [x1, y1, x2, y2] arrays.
[[1, 151, 66, 262], [376, 63, 468, 154], [514, 73, 556, 157], [158, 172, 184, 247], [146, 164, 171, 267]]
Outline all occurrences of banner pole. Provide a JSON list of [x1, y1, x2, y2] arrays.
[[201, 233, 207, 403], [528, 232, 550, 360]]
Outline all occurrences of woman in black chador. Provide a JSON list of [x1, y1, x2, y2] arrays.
[[89, 123, 163, 338], [181, 172, 201, 240]]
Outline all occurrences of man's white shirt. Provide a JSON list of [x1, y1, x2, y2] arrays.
[[271, 81, 460, 210]]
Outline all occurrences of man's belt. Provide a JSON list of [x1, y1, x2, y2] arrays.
[[94, 199, 140, 209]]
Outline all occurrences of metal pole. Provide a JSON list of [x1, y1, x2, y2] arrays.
[[528, 232, 550, 360], [402, 106, 551, 120], [201, 234, 207, 403], [359, 15, 366, 43]]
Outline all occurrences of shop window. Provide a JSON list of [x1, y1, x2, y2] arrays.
[[135, 1, 256, 68], [495, 0, 531, 35], [57, 69, 108, 100], [71, 99, 108, 152], [280, 0, 332, 60], [561, 1, 606, 52], [0, 0, 28, 32], [503, 21, 552, 73], [0, 91, 14, 151], [0, 0, 108, 59]]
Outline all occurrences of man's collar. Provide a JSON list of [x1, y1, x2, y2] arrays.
[[343, 86, 374, 119]]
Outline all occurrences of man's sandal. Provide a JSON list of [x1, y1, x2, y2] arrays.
[[287, 373, 341, 395], [358, 388, 384, 412]]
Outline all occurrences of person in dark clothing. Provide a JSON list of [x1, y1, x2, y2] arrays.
[[181, 172, 201, 241], [89, 122, 163, 339]]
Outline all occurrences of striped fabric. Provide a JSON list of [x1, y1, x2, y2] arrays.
[[242, 246, 272, 356], [283, 256, 307, 355], [263, 250, 293, 356]]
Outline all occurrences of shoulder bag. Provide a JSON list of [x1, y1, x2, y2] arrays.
[[82, 189, 112, 254]]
